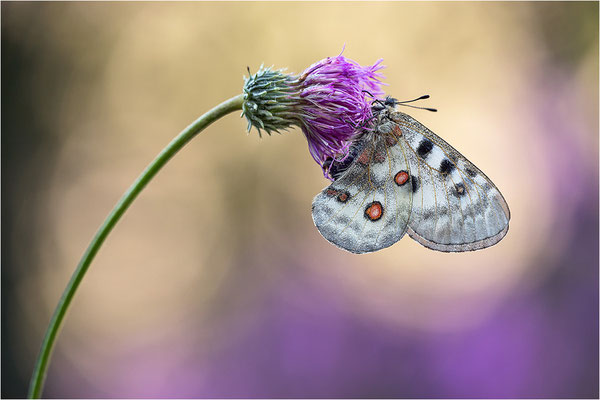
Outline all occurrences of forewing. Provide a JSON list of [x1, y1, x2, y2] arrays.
[[393, 111, 510, 252], [312, 133, 413, 254]]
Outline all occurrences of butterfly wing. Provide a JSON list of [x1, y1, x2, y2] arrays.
[[312, 132, 413, 254], [392, 111, 510, 252]]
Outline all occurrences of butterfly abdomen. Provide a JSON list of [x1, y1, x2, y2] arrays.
[[325, 133, 368, 181]]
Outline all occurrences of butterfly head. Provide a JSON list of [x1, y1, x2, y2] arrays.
[[371, 96, 398, 114]]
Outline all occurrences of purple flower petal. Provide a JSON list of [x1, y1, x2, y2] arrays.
[[243, 55, 385, 179], [295, 55, 385, 172]]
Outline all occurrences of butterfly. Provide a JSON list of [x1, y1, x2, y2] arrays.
[[311, 96, 510, 254]]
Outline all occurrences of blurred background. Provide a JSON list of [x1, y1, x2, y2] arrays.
[[2, 2, 598, 398]]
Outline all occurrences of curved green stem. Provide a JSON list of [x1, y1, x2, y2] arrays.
[[27, 94, 244, 398]]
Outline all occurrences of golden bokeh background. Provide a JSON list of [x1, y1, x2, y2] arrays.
[[2, 2, 598, 397]]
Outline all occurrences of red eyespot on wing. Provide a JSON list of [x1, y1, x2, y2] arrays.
[[364, 201, 383, 221], [394, 171, 409, 186], [337, 192, 350, 203], [385, 135, 399, 146], [326, 189, 339, 197], [357, 149, 371, 165]]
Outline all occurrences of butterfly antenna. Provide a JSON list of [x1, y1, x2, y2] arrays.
[[399, 103, 437, 112], [397, 94, 430, 104], [397, 94, 437, 112]]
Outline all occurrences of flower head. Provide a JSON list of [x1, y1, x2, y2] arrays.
[[242, 66, 298, 136], [295, 56, 384, 165], [242, 55, 384, 178]]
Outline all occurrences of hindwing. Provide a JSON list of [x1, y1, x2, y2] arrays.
[[312, 132, 413, 254]]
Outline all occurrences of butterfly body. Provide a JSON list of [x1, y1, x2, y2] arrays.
[[312, 99, 510, 254]]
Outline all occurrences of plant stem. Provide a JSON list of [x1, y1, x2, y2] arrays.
[[27, 94, 244, 399]]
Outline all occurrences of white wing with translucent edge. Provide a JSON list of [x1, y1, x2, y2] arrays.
[[393, 111, 510, 252]]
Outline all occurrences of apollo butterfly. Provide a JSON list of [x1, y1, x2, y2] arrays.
[[311, 96, 510, 253]]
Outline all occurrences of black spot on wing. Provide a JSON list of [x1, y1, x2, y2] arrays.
[[416, 139, 433, 158], [465, 167, 477, 177], [453, 183, 466, 197], [411, 175, 420, 193], [439, 159, 455, 175]]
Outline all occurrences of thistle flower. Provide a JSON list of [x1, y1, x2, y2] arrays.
[[242, 55, 385, 176]]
